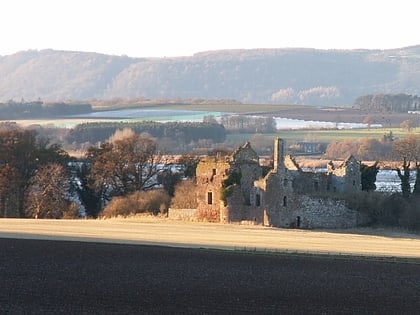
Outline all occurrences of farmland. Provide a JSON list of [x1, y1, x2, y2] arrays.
[[0, 219, 419, 313], [11, 102, 418, 144], [226, 128, 406, 145], [1, 218, 419, 258]]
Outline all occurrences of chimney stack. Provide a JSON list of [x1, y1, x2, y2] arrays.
[[273, 137, 284, 172]]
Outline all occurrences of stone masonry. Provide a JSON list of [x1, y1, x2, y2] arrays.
[[191, 138, 367, 228]]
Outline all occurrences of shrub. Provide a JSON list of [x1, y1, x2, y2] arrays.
[[345, 191, 420, 231], [399, 195, 420, 230], [379, 194, 409, 226], [344, 191, 387, 225], [170, 179, 198, 209], [62, 203, 81, 219], [137, 190, 171, 215], [102, 189, 170, 218], [102, 196, 137, 218]]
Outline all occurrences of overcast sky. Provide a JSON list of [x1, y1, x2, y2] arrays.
[[1, 0, 419, 58]]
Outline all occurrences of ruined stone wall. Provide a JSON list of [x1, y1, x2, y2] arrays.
[[195, 159, 230, 222], [193, 139, 365, 229], [284, 195, 368, 229], [220, 185, 240, 222], [237, 162, 261, 205], [168, 208, 198, 221], [256, 170, 287, 227], [262, 189, 367, 229], [256, 166, 366, 228], [224, 185, 263, 224], [291, 172, 331, 194], [231, 142, 259, 164], [253, 175, 269, 225], [283, 155, 300, 171], [328, 157, 362, 193]]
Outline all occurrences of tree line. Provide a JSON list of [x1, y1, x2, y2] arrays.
[[0, 127, 199, 219], [0, 100, 92, 119], [216, 115, 276, 133], [1, 126, 419, 230], [355, 93, 420, 112], [0, 129, 73, 218], [66, 121, 226, 147]]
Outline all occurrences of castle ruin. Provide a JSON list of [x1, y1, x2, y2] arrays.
[[176, 138, 367, 229]]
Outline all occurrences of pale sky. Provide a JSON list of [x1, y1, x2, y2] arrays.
[[1, 0, 419, 58]]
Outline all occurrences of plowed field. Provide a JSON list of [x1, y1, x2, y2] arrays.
[[0, 219, 419, 313]]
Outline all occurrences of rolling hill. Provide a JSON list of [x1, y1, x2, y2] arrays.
[[1, 46, 420, 105]]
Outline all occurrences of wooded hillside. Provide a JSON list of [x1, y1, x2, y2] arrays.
[[1, 46, 420, 105]]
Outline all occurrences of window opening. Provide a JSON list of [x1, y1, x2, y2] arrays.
[[256, 194, 261, 207]]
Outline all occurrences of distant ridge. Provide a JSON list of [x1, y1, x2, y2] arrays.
[[1, 46, 420, 105]]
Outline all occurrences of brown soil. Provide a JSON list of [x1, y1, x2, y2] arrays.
[[1, 238, 419, 314]]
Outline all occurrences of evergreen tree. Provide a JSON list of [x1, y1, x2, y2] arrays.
[[360, 161, 379, 191]]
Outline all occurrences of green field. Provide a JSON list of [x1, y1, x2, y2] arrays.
[[10, 102, 418, 147], [94, 102, 417, 138], [226, 128, 411, 146]]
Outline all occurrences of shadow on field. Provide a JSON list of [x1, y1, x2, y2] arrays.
[[319, 227, 420, 240], [0, 238, 419, 314]]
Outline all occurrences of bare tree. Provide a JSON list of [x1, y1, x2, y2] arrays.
[[87, 133, 164, 202], [400, 119, 414, 132], [25, 163, 72, 219], [393, 134, 420, 197], [176, 154, 200, 178], [107, 127, 135, 143], [363, 115, 374, 130], [0, 129, 70, 217]]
